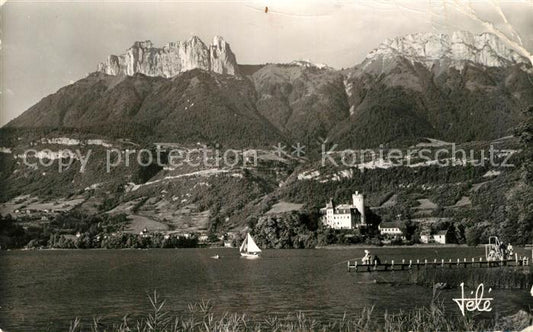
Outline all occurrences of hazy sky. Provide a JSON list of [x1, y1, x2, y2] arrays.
[[1, 0, 533, 126]]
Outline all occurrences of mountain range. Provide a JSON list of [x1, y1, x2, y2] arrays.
[[6, 32, 532, 148]]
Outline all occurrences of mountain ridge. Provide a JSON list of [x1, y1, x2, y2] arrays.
[[362, 31, 531, 73], [5, 31, 533, 148], [97, 35, 239, 77]]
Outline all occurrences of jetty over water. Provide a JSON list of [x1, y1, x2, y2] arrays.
[[348, 256, 530, 273]]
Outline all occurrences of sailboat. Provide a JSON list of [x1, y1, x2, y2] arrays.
[[239, 233, 262, 258]]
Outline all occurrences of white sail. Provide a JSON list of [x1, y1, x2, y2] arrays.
[[246, 233, 262, 253], [239, 233, 261, 257], [239, 235, 247, 253]]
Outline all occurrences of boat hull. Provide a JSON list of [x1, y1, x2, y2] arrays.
[[240, 252, 260, 258]]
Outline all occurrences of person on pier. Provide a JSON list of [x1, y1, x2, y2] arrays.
[[507, 243, 514, 258], [362, 250, 371, 264]]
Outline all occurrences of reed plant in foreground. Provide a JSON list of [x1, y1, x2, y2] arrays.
[[64, 290, 533, 332]]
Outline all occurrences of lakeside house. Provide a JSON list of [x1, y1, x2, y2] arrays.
[[433, 230, 448, 244], [420, 232, 431, 243], [321, 191, 366, 229], [378, 221, 404, 238], [420, 230, 448, 244], [223, 231, 237, 247]]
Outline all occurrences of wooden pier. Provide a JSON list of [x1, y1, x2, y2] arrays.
[[347, 255, 530, 272]]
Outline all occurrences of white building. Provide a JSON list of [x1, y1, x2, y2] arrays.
[[322, 192, 366, 229], [378, 222, 403, 236], [378, 222, 404, 237], [433, 230, 448, 244], [420, 232, 431, 244]]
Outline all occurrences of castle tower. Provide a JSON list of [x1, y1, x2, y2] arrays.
[[352, 191, 366, 225]]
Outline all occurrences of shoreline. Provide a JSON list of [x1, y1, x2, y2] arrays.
[[3, 244, 532, 252], [317, 243, 471, 249]]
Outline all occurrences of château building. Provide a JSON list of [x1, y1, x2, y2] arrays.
[[321, 192, 366, 229]]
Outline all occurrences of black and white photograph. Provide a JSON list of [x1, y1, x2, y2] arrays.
[[1, 0, 533, 331]]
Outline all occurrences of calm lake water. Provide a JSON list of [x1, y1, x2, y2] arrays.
[[1, 247, 532, 331]]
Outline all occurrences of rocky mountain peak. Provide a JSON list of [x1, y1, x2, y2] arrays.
[[209, 36, 238, 75], [132, 40, 154, 48], [290, 60, 331, 70], [97, 36, 239, 77], [362, 31, 530, 72], [212, 35, 226, 47]]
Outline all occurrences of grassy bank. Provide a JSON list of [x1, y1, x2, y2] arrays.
[[317, 243, 469, 249], [66, 291, 532, 332], [408, 266, 533, 289]]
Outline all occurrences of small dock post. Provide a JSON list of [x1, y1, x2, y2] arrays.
[[347, 261, 358, 272], [391, 260, 394, 271], [441, 259, 444, 267], [409, 260, 412, 269]]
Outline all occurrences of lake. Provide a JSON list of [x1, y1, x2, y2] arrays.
[[1, 247, 531, 331]]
